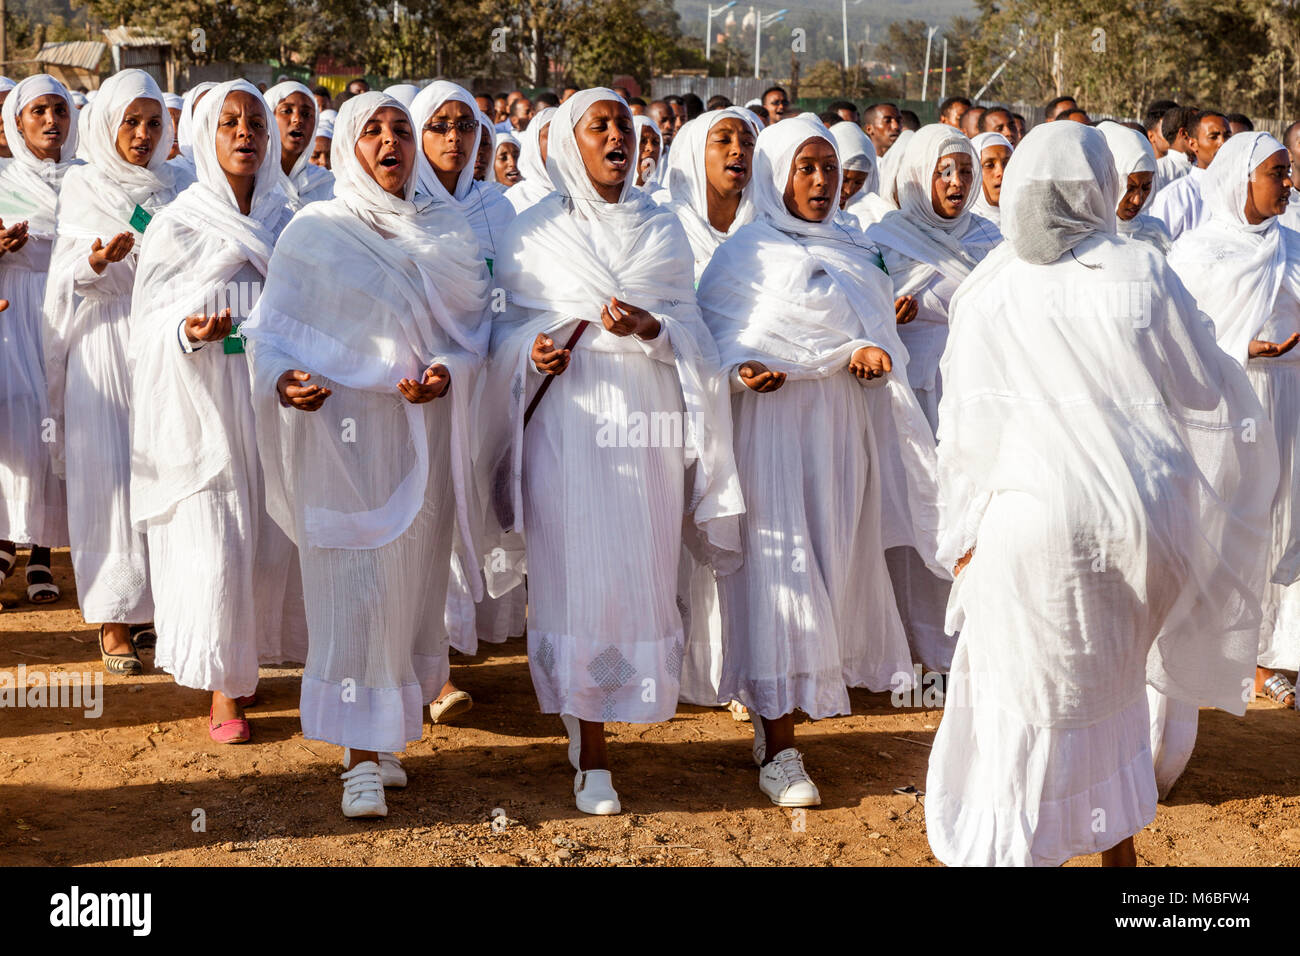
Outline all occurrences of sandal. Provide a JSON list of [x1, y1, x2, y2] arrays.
[[1259, 672, 1297, 707], [0, 544, 14, 583], [98, 626, 143, 677], [208, 706, 250, 744], [129, 622, 157, 650], [727, 700, 751, 722], [25, 563, 60, 604]]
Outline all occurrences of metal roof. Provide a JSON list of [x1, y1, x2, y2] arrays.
[[35, 41, 105, 71], [102, 26, 171, 47]]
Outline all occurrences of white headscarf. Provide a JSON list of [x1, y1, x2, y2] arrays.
[[543, 88, 637, 219], [1097, 121, 1169, 250], [0, 74, 81, 237], [264, 79, 333, 207], [662, 107, 758, 277], [383, 83, 421, 107], [829, 120, 878, 194], [0, 76, 18, 95], [242, 90, 491, 554], [866, 124, 997, 295], [633, 113, 665, 188], [698, 112, 942, 570], [316, 109, 336, 139], [488, 130, 519, 184], [876, 127, 913, 200], [1168, 131, 1294, 365], [163, 92, 183, 111], [968, 130, 1012, 225], [44, 70, 177, 474], [504, 105, 555, 212], [129, 79, 293, 527], [1000, 121, 1118, 266], [176, 81, 217, 159]]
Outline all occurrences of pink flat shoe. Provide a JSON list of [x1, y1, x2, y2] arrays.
[[208, 707, 251, 744]]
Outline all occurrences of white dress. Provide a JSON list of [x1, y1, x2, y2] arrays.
[[1149, 167, 1206, 242]]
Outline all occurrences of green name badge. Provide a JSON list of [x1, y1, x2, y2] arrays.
[[223, 323, 246, 355], [129, 204, 153, 233], [486, 257, 494, 277]]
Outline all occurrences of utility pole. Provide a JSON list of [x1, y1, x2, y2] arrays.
[[753, 8, 787, 81], [841, 0, 849, 70], [1, 0, 8, 71], [940, 38, 947, 101], [920, 24, 937, 102], [706, 2, 737, 63]]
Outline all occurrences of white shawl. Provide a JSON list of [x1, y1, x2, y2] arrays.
[[968, 131, 1011, 228], [242, 91, 490, 561], [941, 119, 1280, 720], [1098, 121, 1170, 252], [128, 79, 293, 527], [504, 106, 555, 213], [0, 74, 81, 239], [264, 80, 334, 208]]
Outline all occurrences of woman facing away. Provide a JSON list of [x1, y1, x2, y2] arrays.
[[926, 120, 1277, 867]]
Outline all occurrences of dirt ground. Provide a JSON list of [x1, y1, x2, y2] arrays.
[[2, 548, 1298, 868]]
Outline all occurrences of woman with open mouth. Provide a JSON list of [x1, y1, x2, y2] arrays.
[[265, 80, 334, 209], [45, 69, 179, 678], [489, 130, 521, 188], [866, 125, 1001, 680], [0, 74, 80, 613], [242, 92, 491, 819], [482, 88, 742, 815], [631, 114, 668, 203], [408, 80, 521, 725], [698, 115, 937, 808], [504, 105, 556, 214], [128, 80, 307, 746]]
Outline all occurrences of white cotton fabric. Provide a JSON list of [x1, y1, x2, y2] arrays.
[[926, 119, 1279, 866], [1098, 121, 1170, 252], [847, 127, 912, 227], [163, 92, 183, 111], [1154, 145, 1191, 195], [43, 70, 176, 620], [1168, 131, 1300, 672], [410, 81, 515, 264], [662, 108, 758, 281], [0, 73, 80, 546], [829, 119, 878, 196], [504, 105, 555, 213], [967, 131, 1011, 229], [484, 87, 743, 722], [243, 91, 491, 750], [167, 81, 216, 189], [129, 79, 305, 696], [264, 80, 334, 208], [316, 109, 336, 140], [632, 113, 669, 203], [698, 116, 941, 718], [1150, 164, 1207, 241], [382, 83, 420, 107]]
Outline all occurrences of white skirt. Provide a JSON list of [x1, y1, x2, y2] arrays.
[[523, 348, 685, 724], [64, 296, 152, 622], [0, 262, 66, 545], [717, 373, 912, 720]]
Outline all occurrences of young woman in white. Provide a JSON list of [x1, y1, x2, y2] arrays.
[[828, 120, 878, 222], [44, 69, 176, 674], [1170, 132, 1300, 719], [166, 81, 216, 189], [928, 121, 1276, 866], [1098, 122, 1172, 255], [263, 80, 334, 208], [699, 115, 941, 807], [129, 80, 307, 744], [504, 106, 556, 214], [967, 131, 1012, 232], [0, 74, 80, 606], [490, 131, 521, 188], [243, 92, 490, 818], [487, 88, 741, 815]]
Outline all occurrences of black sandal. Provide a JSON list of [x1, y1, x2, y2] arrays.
[[25, 562, 60, 604], [129, 622, 157, 650], [99, 626, 143, 677]]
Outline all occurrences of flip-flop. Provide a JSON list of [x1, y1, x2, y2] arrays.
[[24, 563, 60, 604]]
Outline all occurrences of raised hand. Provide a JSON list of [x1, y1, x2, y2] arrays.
[[738, 360, 786, 393], [894, 295, 918, 325], [1, 219, 29, 255], [276, 369, 331, 411], [88, 231, 136, 274], [1248, 333, 1300, 359], [849, 346, 892, 381], [532, 332, 572, 376], [398, 363, 451, 404], [954, 547, 974, 576], [601, 296, 660, 339], [184, 307, 233, 343]]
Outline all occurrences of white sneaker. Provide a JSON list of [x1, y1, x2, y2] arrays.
[[342, 749, 407, 788], [429, 689, 473, 724], [758, 748, 822, 807], [574, 769, 621, 815], [560, 713, 581, 770], [751, 714, 765, 766], [340, 761, 388, 818]]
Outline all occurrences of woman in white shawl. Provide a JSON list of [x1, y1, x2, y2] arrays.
[[867, 123, 999, 675], [167, 81, 216, 189], [242, 92, 490, 818], [311, 109, 334, 169], [129, 79, 307, 744], [43, 70, 176, 674], [699, 115, 941, 807], [504, 105, 555, 213], [264, 80, 334, 208], [967, 131, 1012, 231], [1169, 132, 1300, 718], [164, 92, 183, 159], [1098, 121, 1172, 255], [632, 114, 669, 203], [490, 130, 521, 188], [0, 75, 16, 164], [829, 120, 878, 220], [928, 120, 1277, 866], [849, 126, 912, 228], [0, 74, 80, 605], [488, 88, 742, 814]]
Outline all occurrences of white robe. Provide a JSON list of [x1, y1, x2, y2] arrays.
[[1153, 147, 1190, 195], [1149, 165, 1206, 241]]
